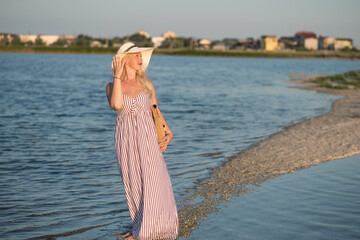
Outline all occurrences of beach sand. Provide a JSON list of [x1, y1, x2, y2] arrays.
[[178, 73, 360, 238]]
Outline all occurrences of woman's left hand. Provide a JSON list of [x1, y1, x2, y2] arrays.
[[159, 132, 173, 152]]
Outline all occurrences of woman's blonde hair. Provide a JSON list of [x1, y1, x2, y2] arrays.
[[135, 69, 153, 99], [121, 54, 153, 99]]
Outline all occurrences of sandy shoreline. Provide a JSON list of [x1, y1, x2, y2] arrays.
[[178, 73, 360, 238]]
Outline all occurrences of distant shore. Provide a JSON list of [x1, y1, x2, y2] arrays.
[[178, 71, 360, 238], [0, 46, 359, 59]]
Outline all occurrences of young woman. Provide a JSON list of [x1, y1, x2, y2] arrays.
[[106, 42, 178, 240]]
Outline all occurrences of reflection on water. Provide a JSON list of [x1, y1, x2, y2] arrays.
[[0, 53, 359, 239]]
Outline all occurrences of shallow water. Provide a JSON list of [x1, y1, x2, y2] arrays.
[[190, 154, 360, 240], [0, 53, 359, 239]]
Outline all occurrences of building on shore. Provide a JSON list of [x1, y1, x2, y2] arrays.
[[90, 40, 102, 47], [260, 35, 278, 51], [1, 33, 76, 46], [39, 35, 59, 46], [138, 30, 150, 38], [304, 37, 318, 50], [151, 36, 165, 48], [318, 36, 336, 50], [19, 35, 38, 45], [295, 31, 316, 44], [212, 43, 229, 51], [278, 36, 297, 50], [222, 38, 238, 49], [0, 33, 15, 43], [295, 31, 318, 50], [235, 39, 259, 50], [198, 38, 211, 50], [334, 38, 353, 50], [60, 35, 76, 46], [150, 31, 177, 48], [19, 34, 60, 46], [162, 31, 176, 39]]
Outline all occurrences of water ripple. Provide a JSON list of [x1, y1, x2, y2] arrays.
[[1, 53, 359, 239]]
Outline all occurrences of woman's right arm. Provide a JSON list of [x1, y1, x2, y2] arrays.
[[108, 77, 123, 110], [107, 56, 125, 110]]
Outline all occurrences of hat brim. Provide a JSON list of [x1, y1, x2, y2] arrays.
[[111, 47, 154, 72]]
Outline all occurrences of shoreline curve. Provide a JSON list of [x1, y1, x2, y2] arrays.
[[178, 72, 360, 238]]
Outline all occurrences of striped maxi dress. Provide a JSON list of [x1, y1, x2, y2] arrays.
[[114, 90, 178, 240]]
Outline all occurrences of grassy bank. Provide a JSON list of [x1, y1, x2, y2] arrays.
[[155, 48, 360, 59], [312, 70, 360, 89], [1, 46, 359, 59], [0, 46, 118, 54]]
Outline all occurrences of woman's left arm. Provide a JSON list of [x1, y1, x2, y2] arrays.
[[148, 78, 173, 152]]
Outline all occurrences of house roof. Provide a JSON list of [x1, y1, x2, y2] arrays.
[[162, 31, 176, 38], [199, 39, 211, 45], [336, 38, 353, 43], [279, 36, 295, 41], [138, 30, 150, 38], [295, 31, 317, 39], [318, 36, 336, 41], [261, 35, 277, 38]]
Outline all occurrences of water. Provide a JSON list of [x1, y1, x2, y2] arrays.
[[190, 155, 360, 240], [0, 52, 359, 239]]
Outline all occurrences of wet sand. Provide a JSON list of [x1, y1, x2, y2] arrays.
[[178, 73, 360, 238]]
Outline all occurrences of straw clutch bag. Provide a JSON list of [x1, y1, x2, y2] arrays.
[[150, 104, 166, 148]]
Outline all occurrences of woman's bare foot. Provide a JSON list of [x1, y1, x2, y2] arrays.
[[119, 231, 131, 238]]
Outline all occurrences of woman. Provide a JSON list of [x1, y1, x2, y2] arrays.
[[106, 42, 178, 240]]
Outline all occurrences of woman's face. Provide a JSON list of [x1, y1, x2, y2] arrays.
[[125, 52, 143, 71]]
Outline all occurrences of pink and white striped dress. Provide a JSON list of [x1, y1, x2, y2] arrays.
[[114, 90, 178, 240]]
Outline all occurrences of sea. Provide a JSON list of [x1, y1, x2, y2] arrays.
[[0, 52, 359, 239]]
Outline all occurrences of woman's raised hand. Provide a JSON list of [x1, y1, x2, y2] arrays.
[[112, 56, 126, 78]]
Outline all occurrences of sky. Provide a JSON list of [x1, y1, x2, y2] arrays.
[[1, 0, 360, 47]]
